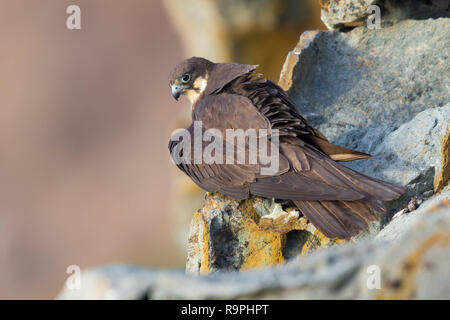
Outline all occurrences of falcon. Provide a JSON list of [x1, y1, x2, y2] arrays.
[[168, 57, 405, 239]]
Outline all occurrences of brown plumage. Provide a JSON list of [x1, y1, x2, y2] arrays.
[[168, 57, 405, 239]]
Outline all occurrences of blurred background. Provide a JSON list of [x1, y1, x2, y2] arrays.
[[0, 0, 324, 299]]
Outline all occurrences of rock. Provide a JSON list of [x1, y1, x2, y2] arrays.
[[283, 19, 449, 142], [319, 0, 378, 30], [278, 31, 319, 91], [186, 17, 450, 273], [57, 187, 450, 299], [186, 193, 345, 274], [344, 106, 449, 186], [375, 185, 450, 243], [344, 105, 450, 218], [57, 265, 161, 300], [434, 128, 450, 192], [320, 0, 450, 30], [423, 190, 434, 198], [280, 18, 449, 214]]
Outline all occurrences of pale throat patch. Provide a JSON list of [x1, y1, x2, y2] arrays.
[[184, 74, 208, 105]]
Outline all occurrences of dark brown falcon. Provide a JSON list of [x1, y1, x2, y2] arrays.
[[168, 57, 405, 239]]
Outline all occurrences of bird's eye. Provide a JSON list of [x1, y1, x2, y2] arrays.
[[180, 74, 191, 84]]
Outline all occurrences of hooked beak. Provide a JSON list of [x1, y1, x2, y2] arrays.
[[171, 84, 185, 101]]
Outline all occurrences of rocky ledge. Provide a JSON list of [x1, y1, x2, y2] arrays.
[[59, 187, 450, 299]]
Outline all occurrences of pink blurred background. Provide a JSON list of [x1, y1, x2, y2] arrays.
[[0, 0, 323, 298]]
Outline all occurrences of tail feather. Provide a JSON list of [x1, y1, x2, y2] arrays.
[[294, 200, 352, 238], [322, 201, 367, 231], [326, 161, 406, 201], [364, 199, 387, 215], [303, 147, 405, 202], [339, 200, 379, 221], [307, 135, 373, 162], [292, 152, 405, 239], [294, 198, 389, 239]]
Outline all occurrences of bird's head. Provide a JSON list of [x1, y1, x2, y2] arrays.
[[169, 57, 259, 105], [168, 57, 213, 104]]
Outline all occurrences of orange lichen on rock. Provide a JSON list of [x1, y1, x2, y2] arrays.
[[301, 230, 347, 255], [186, 210, 212, 274], [239, 216, 286, 271], [186, 193, 348, 274], [434, 127, 450, 193]]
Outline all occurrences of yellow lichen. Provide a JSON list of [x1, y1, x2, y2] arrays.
[[198, 212, 212, 274], [434, 127, 450, 192], [301, 229, 347, 255], [240, 215, 286, 270], [189, 193, 349, 273]]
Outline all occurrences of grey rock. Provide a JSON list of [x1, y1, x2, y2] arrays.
[[57, 265, 162, 300], [57, 188, 450, 299], [320, 0, 378, 30], [287, 18, 449, 212], [185, 193, 320, 274], [375, 185, 450, 243], [343, 106, 449, 185], [423, 190, 434, 198], [320, 0, 450, 30], [345, 105, 450, 218], [289, 19, 449, 142]]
